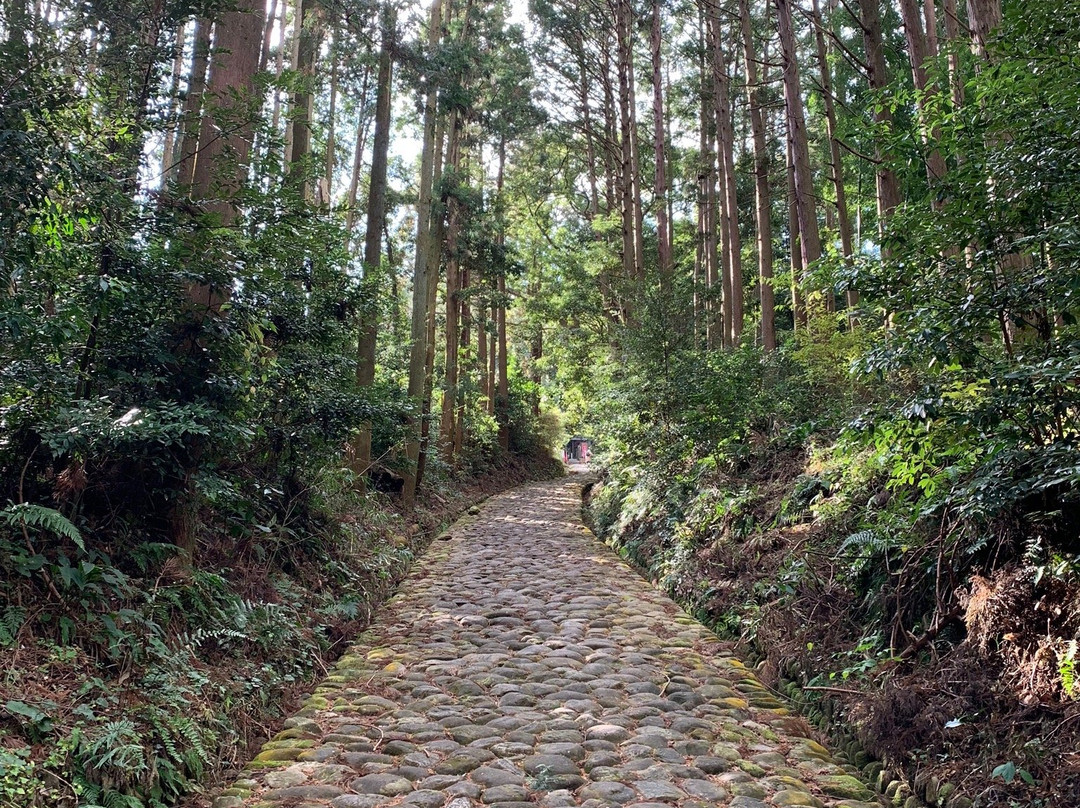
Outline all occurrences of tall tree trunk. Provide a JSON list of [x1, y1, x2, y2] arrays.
[[176, 0, 265, 557], [579, 41, 601, 217], [285, 0, 320, 201], [173, 17, 211, 187], [345, 62, 374, 232], [440, 133, 465, 463], [739, 0, 776, 350], [259, 0, 278, 72], [599, 31, 619, 215], [160, 21, 186, 180], [270, 0, 289, 144], [323, 40, 338, 205], [897, 0, 948, 185], [495, 137, 510, 452], [811, 0, 858, 319], [351, 8, 393, 489], [787, 136, 807, 329], [455, 259, 470, 456], [625, 0, 645, 287], [650, 0, 672, 286], [710, 6, 743, 346], [416, 111, 449, 493], [616, 0, 638, 295], [857, 0, 901, 229], [477, 296, 489, 415], [402, 0, 443, 511], [967, 0, 1000, 60], [190, 1, 264, 222], [776, 0, 821, 286], [943, 0, 965, 107]]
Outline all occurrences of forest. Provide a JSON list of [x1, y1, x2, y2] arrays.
[[1, 0, 1078, 805]]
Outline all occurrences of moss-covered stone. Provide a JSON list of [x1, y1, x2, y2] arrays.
[[819, 774, 874, 801]]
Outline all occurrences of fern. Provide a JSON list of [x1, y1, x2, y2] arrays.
[[102, 790, 145, 808], [1, 503, 84, 550], [838, 530, 892, 575], [0, 607, 25, 648], [1060, 640, 1078, 699]]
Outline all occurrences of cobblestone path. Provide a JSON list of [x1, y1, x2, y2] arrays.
[[217, 477, 878, 808]]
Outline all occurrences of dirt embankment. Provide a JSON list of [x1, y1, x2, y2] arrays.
[[584, 460, 1080, 808]]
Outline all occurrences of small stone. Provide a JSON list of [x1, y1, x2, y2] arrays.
[[578, 782, 637, 803], [750, 752, 787, 769], [450, 725, 500, 745], [818, 775, 874, 801], [254, 748, 303, 763], [693, 756, 732, 774], [770, 791, 823, 807], [311, 765, 355, 783], [583, 752, 622, 772], [331, 797, 390, 808], [523, 755, 580, 776], [472, 767, 525, 787], [212, 799, 242, 808], [728, 782, 767, 800], [586, 724, 631, 743], [481, 785, 531, 803], [264, 767, 307, 788], [728, 798, 767, 808], [538, 790, 577, 808], [679, 780, 728, 801], [437, 755, 486, 775], [403, 790, 448, 808], [535, 743, 586, 761], [263, 785, 345, 801], [634, 782, 685, 803], [350, 774, 414, 796], [416, 775, 460, 791], [447, 782, 483, 799]]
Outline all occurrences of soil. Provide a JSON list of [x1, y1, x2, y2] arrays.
[[585, 457, 1080, 808]]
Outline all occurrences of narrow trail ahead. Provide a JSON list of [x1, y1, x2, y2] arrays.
[[217, 477, 878, 808]]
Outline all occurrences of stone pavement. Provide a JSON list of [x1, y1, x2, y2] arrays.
[[216, 477, 879, 808]]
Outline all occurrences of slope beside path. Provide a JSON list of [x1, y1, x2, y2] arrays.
[[214, 477, 879, 808]]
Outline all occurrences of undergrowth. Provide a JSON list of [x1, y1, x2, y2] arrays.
[[0, 454, 561, 808], [587, 334, 1080, 808]]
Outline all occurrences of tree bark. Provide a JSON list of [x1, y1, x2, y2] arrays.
[[710, 6, 743, 347], [160, 21, 186, 181], [650, 0, 672, 286], [402, 0, 444, 511], [787, 135, 807, 329], [966, 0, 1000, 60], [616, 0, 638, 294], [176, 0, 265, 557], [776, 0, 821, 286], [495, 137, 510, 452], [323, 40, 338, 205], [285, 0, 320, 201], [351, 7, 394, 489], [897, 0, 948, 185], [173, 17, 211, 187], [739, 0, 776, 350], [857, 0, 901, 229], [811, 0, 858, 319]]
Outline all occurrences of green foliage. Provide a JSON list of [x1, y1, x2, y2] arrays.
[[0, 505, 84, 549]]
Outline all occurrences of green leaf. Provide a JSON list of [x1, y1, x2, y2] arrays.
[[1, 503, 84, 550], [992, 761, 1016, 784]]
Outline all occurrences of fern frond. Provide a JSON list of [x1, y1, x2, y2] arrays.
[[2, 503, 84, 550], [0, 606, 26, 648]]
